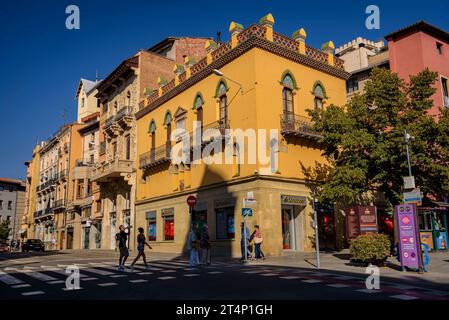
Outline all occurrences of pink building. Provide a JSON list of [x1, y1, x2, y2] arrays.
[[386, 21, 449, 117]]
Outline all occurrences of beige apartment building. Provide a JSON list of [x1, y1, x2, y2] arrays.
[[23, 144, 41, 240], [92, 37, 209, 250]]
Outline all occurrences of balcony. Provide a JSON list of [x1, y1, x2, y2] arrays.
[[280, 112, 322, 140], [51, 199, 67, 211], [75, 159, 95, 167], [104, 115, 120, 137], [91, 158, 134, 183], [139, 144, 172, 170], [58, 169, 68, 181], [115, 106, 133, 129]]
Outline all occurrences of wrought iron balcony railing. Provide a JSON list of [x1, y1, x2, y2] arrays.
[[280, 112, 322, 140], [139, 143, 172, 169]]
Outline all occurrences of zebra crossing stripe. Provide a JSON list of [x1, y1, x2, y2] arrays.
[[390, 294, 419, 300], [130, 279, 148, 283], [84, 268, 115, 276], [158, 276, 176, 280], [11, 284, 32, 289], [0, 271, 24, 285], [17, 270, 58, 282], [98, 282, 117, 287], [21, 291, 45, 296]]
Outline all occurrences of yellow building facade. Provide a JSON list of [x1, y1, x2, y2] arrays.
[[135, 16, 350, 257]]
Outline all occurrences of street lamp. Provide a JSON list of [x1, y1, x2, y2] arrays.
[[212, 69, 244, 93]]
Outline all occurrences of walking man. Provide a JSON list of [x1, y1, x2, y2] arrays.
[[200, 225, 211, 265], [117, 225, 129, 271], [130, 227, 152, 271]]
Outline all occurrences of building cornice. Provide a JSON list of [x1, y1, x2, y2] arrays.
[[136, 35, 351, 120]]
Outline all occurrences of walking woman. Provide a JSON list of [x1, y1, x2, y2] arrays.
[[253, 225, 265, 260], [130, 227, 152, 271]]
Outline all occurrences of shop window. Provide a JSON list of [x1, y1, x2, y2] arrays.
[[146, 211, 157, 241], [162, 208, 175, 241], [419, 211, 432, 230], [215, 207, 235, 240]]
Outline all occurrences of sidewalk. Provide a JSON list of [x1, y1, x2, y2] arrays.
[[246, 249, 449, 291]]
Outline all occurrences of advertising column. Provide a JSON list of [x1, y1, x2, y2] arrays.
[[395, 204, 422, 272]]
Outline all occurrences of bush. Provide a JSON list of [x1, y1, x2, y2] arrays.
[[349, 233, 391, 266]]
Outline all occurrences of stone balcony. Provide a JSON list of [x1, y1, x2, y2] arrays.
[[91, 157, 134, 183], [139, 144, 171, 170]]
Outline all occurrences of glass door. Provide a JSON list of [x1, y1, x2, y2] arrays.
[[282, 207, 295, 250]]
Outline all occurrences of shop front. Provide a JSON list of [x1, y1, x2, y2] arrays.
[[280, 195, 307, 251], [316, 203, 337, 251], [418, 202, 448, 251]]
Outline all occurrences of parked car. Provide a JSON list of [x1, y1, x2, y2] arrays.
[[0, 243, 9, 252], [22, 239, 45, 252]]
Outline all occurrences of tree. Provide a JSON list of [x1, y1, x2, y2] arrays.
[[0, 220, 11, 243], [306, 67, 449, 206]]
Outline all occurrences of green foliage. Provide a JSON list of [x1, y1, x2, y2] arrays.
[[349, 233, 391, 266], [307, 67, 449, 206], [0, 220, 11, 243]]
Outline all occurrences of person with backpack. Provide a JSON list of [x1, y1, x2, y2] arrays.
[[130, 227, 152, 271], [117, 225, 129, 271]]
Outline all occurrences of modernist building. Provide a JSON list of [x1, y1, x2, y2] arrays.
[[92, 37, 210, 250], [0, 178, 26, 242], [135, 15, 350, 257], [337, 21, 449, 116]]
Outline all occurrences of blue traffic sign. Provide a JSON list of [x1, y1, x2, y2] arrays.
[[242, 208, 253, 217]]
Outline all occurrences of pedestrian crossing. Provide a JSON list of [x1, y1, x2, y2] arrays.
[[1, 259, 448, 300]]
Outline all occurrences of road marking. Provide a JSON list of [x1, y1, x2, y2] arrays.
[[390, 294, 419, 300], [84, 268, 115, 276], [137, 272, 153, 275], [47, 280, 66, 285], [157, 276, 176, 280], [62, 287, 84, 291], [0, 271, 24, 285], [41, 266, 61, 271], [357, 289, 381, 294], [207, 271, 223, 274], [184, 274, 200, 277], [81, 277, 98, 281], [302, 279, 323, 284], [261, 273, 279, 277], [11, 284, 31, 289], [279, 276, 301, 280], [327, 283, 351, 288], [17, 270, 58, 282], [161, 270, 176, 273], [243, 271, 262, 274], [21, 291, 45, 296], [130, 279, 148, 283], [98, 282, 117, 287], [110, 274, 128, 278]]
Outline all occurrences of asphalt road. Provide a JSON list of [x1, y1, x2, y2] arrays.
[[0, 251, 448, 300]]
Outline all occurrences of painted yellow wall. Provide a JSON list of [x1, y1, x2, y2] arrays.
[[136, 47, 347, 201]]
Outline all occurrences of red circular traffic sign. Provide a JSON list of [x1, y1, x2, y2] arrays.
[[187, 195, 197, 207]]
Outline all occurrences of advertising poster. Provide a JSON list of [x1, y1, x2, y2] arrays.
[[359, 206, 378, 234], [395, 204, 421, 269], [420, 231, 434, 250], [345, 207, 360, 240]]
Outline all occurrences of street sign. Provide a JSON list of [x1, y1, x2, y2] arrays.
[[244, 198, 257, 207], [186, 195, 197, 208], [403, 188, 422, 205], [242, 208, 253, 217]]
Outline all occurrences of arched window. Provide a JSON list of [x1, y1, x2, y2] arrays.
[[193, 94, 204, 136], [217, 83, 228, 130], [149, 120, 156, 160], [282, 74, 295, 122], [314, 84, 324, 110], [164, 111, 172, 144]]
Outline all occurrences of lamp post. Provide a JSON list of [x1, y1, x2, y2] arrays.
[[312, 198, 320, 269], [404, 129, 413, 177]]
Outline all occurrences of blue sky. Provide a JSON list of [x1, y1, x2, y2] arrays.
[[0, 0, 448, 179]]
